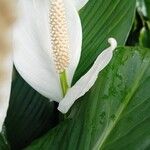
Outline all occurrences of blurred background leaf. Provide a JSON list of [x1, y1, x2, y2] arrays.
[[139, 21, 150, 47], [128, 0, 150, 48], [137, 0, 150, 18]]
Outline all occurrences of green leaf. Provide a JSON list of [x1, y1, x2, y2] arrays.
[[5, 72, 58, 150], [139, 21, 150, 48], [5, 0, 136, 149], [145, 0, 150, 18], [73, 0, 136, 83], [139, 27, 150, 48], [24, 46, 150, 150], [0, 134, 10, 150]]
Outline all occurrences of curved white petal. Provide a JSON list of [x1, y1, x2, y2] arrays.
[[13, 0, 82, 101], [63, 0, 82, 87], [0, 55, 13, 132], [58, 38, 117, 113], [72, 0, 89, 11]]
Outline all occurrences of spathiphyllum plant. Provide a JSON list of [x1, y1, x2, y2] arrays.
[[1, 0, 150, 150], [13, 0, 117, 114]]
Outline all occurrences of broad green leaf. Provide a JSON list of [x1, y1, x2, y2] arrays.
[[0, 134, 10, 150], [5, 72, 58, 150], [73, 0, 136, 83], [24, 46, 150, 150], [6, 0, 136, 149]]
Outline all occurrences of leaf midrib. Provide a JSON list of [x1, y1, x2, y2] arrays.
[[93, 60, 150, 150]]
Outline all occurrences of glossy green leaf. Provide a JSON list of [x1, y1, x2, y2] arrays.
[[5, 72, 58, 150], [73, 0, 136, 83], [24, 46, 150, 150], [0, 134, 10, 150], [5, 0, 136, 149]]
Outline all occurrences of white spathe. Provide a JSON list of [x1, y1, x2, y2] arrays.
[[13, 0, 83, 101], [13, 0, 117, 114]]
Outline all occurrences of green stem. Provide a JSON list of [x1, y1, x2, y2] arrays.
[[59, 70, 69, 97]]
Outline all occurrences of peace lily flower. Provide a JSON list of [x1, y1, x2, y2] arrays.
[[13, 0, 117, 114]]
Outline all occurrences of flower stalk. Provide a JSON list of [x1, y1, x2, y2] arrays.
[[59, 71, 69, 97]]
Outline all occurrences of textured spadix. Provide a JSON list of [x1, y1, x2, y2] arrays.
[[49, 0, 70, 73]]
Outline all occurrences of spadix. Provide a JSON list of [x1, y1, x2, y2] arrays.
[[49, 0, 70, 73]]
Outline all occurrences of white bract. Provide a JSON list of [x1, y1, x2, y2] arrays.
[[13, 0, 117, 114]]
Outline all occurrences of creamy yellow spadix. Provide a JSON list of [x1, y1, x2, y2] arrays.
[[49, 0, 70, 96], [49, 0, 70, 73], [13, 0, 117, 113]]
